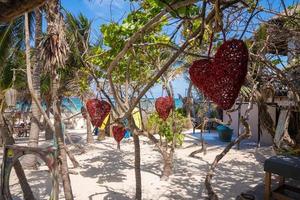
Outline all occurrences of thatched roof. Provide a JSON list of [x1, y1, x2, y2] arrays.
[[0, 0, 47, 22], [255, 5, 300, 56]]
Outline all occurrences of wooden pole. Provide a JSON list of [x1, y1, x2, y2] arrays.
[[237, 103, 241, 150]]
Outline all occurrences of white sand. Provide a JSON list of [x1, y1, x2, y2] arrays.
[[4, 124, 275, 200]]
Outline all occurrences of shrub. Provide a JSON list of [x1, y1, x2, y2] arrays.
[[146, 109, 185, 146]]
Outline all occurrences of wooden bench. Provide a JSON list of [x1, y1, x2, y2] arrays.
[[264, 155, 300, 200]]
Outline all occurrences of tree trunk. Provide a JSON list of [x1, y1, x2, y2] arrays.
[[64, 144, 80, 168], [83, 98, 93, 144], [86, 114, 93, 143], [161, 151, 173, 181], [185, 82, 194, 129], [52, 76, 74, 200], [24, 7, 42, 169], [45, 102, 54, 140], [98, 129, 105, 141], [44, 0, 74, 197], [125, 64, 129, 107], [0, 112, 36, 200], [0, 132, 3, 146], [133, 131, 142, 200]]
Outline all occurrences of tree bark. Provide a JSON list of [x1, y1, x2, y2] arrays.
[[142, 131, 176, 181], [83, 97, 93, 143], [204, 83, 257, 199], [45, 101, 54, 140], [98, 129, 106, 141], [64, 144, 80, 168], [0, 112, 36, 200], [0, 131, 3, 146], [185, 82, 194, 129], [24, 7, 42, 169], [161, 151, 173, 181], [86, 114, 93, 143], [45, 0, 74, 198], [133, 130, 142, 200], [52, 76, 74, 200], [205, 117, 251, 200]]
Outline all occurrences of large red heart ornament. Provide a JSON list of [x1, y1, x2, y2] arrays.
[[189, 39, 248, 110], [155, 96, 174, 121], [112, 125, 126, 143], [86, 99, 111, 127]]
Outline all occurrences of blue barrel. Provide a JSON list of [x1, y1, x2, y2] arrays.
[[216, 125, 233, 142]]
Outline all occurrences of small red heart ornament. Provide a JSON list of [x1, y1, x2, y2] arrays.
[[112, 125, 126, 143], [86, 99, 111, 127], [155, 96, 174, 120], [189, 39, 248, 110]]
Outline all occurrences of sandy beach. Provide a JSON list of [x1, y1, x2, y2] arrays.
[[4, 120, 275, 200]]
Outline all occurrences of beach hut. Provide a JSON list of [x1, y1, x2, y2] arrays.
[[225, 5, 300, 146]]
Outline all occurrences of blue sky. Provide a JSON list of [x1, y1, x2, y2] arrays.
[[62, 0, 190, 97], [61, 0, 297, 98]]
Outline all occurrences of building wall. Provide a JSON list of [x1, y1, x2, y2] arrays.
[[223, 103, 275, 146]]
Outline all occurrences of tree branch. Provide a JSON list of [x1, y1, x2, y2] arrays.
[[204, 83, 258, 199]]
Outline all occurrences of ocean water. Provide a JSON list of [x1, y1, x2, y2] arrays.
[[62, 97, 83, 112], [62, 97, 183, 113], [15, 97, 183, 113]]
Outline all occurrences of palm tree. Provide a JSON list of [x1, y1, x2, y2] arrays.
[[0, 12, 38, 200], [0, 9, 42, 172], [64, 12, 94, 143], [40, 0, 74, 199], [0, 14, 30, 88], [24, 7, 43, 169]]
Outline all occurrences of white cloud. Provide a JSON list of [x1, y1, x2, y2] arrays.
[[84, 0, 128, 19], [88, 0, 125, 9], [84, 0, 126, 11]]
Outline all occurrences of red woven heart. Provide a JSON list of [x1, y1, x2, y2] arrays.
[[155, 96, 174, 120], [189, 39, 248, 110], [86, 99, 111, 127], [112, 125, 125, 143]]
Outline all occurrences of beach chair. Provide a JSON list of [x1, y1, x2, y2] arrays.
[[264, 155, 300, 200]]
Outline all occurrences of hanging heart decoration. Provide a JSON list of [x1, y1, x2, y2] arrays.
[[155, 96, 174, 120], [112, 125, 126, 143], [189, 39, 248, 110], [86, 99, 111, 127]]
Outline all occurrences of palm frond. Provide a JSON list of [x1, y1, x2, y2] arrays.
[[40, 0, 69, 74]]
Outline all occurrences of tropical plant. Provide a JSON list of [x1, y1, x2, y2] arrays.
[[38, 0, 73, 199], [147, 110, 185, 146], [25, 8, 43, 169], [89, 7, 171, 199], [64, 12, 94, 143], [146, 109, 185, 179]]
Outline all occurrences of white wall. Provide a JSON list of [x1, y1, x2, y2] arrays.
[[260, 105, 276, 145], [223, 103, 275, 146]]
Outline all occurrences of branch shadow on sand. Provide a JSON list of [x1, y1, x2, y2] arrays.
[[79, 148, 133, 184], [88, 186, 131, 200]]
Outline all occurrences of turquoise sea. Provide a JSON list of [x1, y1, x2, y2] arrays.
[[62, 97, 183, 113], [16, 97, 183, 113]]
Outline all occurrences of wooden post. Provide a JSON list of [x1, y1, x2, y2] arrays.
[[109, 114, 113, 137], [257, 107, 261, 148], [264, 172, 271, 200], [237, 103, 241, 150]]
